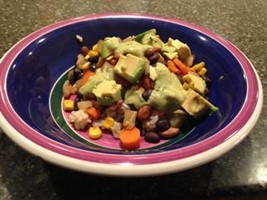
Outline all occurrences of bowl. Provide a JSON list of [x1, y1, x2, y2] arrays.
[[0, 14, 263, 176]]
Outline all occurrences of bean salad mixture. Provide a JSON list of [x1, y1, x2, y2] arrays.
[[62, 29, 218, 150]]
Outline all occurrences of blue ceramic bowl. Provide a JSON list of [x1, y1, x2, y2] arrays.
[[0, 14, 263, 176]]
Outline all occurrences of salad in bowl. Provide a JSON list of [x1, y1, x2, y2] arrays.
[[61, 29, 218, 150]]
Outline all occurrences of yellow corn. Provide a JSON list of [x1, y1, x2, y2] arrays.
[[63, 100, 75, 112], [182, 82, 190, 90], [92, 44, 99, 52], [88, 50, 99, 57], [105, 55, 114, 61], [189, 82, 195, 90], [89, 126, 102, 139], [191, 62, 205, 71], [80, 62, 90, 71], [102, 117, 115, 129], [198, 67, 207, 76], [84, 54, 90, 60]]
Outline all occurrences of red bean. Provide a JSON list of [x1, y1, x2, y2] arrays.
[[81, 46, 89, 56], [160, 127, 180, 139], [145, 47, 161, 58], [137, 105, 151, 121], [142, 75, 154, 90], [145, 48, 154, 58]]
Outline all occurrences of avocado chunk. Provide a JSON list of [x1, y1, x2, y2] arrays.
[[163, 52, 178, 60], [162, 45, 176, 53], [135, 29, 164, 48], [181, 89, 218, 119], [168, 38, 192, 64], [169, 109, 188, 128], [114, 41, 151, 57], [99, 37, 121, 58], [92, 80, 122, 106], [149, 65, 158, 81], [135, 29, 157, 43], [79, 62, 114, 96], [148, 63, 188, 111], [162, 44, 178, 60], [124, 87, 147, 109], [149, 35, 164, 48], [183, 73, 207, 95], [114, 54, 146, 83]]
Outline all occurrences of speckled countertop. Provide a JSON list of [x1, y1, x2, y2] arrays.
[[0, 0, 267, 199]]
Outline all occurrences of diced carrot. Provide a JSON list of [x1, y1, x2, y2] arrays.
[[119, 127, 141, 150], [87, 106, 101, 120], [173, 58, 191, 74], [167, 60, 180, 74], [81, 70, 95, 86]]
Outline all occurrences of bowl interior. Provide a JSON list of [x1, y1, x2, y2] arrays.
[[4, 16, 247, 153]]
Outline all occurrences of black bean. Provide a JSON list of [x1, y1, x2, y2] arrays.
[[74, 97, 79, 111], [114, 74, 131, 88], [142, 89, 153, 101], [145, 131, 160, 143], [74, 68, 83, 80], [89, 55, 99, 63], [89, 64, 97, 72], [68, 69, 75, 84], [135, 120, 143, 131], [156, 119, 170, 131], [76, 92, 84, 101], [149, 52, 160, 65]]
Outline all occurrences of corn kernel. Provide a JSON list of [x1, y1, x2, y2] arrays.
[[189, 82, 195, 90], [88, 50, 99, 57], [105, 55, 114, 61], [198, 67, 207, 76], [79, 62, 90, 71], [191, 62, 205, 71], [92, 44, 99, 51], [182, 82, 190, 90], [63, 100, 75, 112], [85, 54, 90, 60], [89, 126, 102, 139], [102, 117, 115, 129]]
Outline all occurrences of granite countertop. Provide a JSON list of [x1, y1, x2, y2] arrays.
[[0, 0, 267, 199]]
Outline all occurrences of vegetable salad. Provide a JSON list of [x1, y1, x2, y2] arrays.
[[62, 29, 218, 150]]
